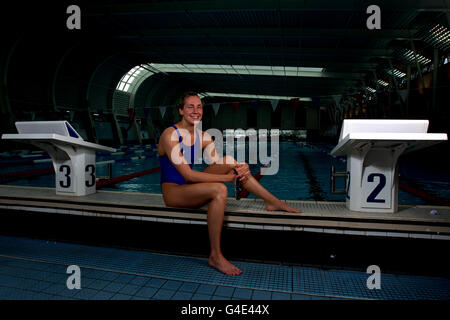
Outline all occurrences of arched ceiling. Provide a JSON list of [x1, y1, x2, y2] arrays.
[[81, 0, 450, 99], [2, 0, 449, 107]]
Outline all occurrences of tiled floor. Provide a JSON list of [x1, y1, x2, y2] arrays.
[[0, 235, 449, 300]]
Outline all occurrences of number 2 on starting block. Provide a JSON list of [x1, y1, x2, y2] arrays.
[[361, 169, 391, 209]]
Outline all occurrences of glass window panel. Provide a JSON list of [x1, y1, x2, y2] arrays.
[[195, 64, 213, 69], [285, 71, 298, 76], [137, 63, 326, 77], [253, 70, 273, 75], [299, 67, 323, 72], [247, 65, 268, 70]]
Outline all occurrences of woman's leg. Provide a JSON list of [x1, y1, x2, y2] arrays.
[[203, 156, 300, 213], [162, 182, 242, 275]]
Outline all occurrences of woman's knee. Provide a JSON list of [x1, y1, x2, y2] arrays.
[[222, 155, 237, 166], [220, 155, 239, 174], [211, 183, 228, 201], [223, 156, 249, 169]]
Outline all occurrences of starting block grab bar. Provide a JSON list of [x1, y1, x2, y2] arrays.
[[330, 119, 447, 213], [2, 121, 116, 196]]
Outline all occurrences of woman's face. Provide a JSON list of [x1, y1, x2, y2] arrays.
[[180, 95, 203, 125]]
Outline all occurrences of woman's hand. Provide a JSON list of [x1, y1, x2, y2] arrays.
[[234, 163, 251, 183], [226, 172, 236, 182]]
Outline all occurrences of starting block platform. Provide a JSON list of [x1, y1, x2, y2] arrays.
[[2, 121, 116, 196], [331, 120, 447, 213]]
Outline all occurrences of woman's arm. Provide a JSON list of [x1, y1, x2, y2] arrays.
[[161, 128, 235, 183], [202, 131, 252, 183]]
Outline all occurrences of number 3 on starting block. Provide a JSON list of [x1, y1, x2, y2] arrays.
[[55, 153, 97, 196], [57, 162, 74, 193]]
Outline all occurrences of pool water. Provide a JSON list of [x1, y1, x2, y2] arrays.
[[96, 142, 349, 202], [2, 142, 449, 205]]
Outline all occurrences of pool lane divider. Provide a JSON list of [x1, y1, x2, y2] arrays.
[[0, 154, 158, 183], [0, 144, 156, 159], [0, 156, 54, 166], [1, 149, 157, 167], [399, 182, 450, 206], [97, 148, 157, 157], [0, 150, 44, 157], [96, 153, 157, 165], [96, 167, 160, 188], [299, 153, 326, 201], [0, 164, 161, 186], [0, 167, 54, 183]]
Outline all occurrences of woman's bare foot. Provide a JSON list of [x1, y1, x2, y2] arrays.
[[208, 254, 243, 276], [266, 200, 301, 213]]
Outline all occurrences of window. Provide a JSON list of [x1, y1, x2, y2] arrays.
[[116, 66, 153, 93], [200, 92, 311, 101], [148, 63, 324, 78], [402, 49, 431, 65]]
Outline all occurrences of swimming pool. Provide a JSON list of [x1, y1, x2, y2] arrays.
[[1, 142, 449, 205]]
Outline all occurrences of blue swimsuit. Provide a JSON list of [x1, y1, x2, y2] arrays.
[[159, 125, 201, 185]]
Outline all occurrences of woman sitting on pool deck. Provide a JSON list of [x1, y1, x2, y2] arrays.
[[157, 92, 300, 276]]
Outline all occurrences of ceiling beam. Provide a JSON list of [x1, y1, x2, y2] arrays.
[[169, 71, 366, 81], [133, 56, 379, 73], [111, 27, 419, 40], [86, 0, 450, 15], [143, 58, 379, 70], [130, 45, 395, 58]]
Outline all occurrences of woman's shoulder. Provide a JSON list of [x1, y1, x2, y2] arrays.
[[158, 126, 176, 144], [161, 126, 176, 136]]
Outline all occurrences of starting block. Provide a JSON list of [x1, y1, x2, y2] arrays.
[[2, 121, 116, 196], [330, 119, 447, 213]]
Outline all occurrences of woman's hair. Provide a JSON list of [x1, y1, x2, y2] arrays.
[[177, 91, 201, 110]]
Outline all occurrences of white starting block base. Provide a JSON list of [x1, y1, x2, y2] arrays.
[[331, 120, 447, 213], [2, 121, 116, 196]]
